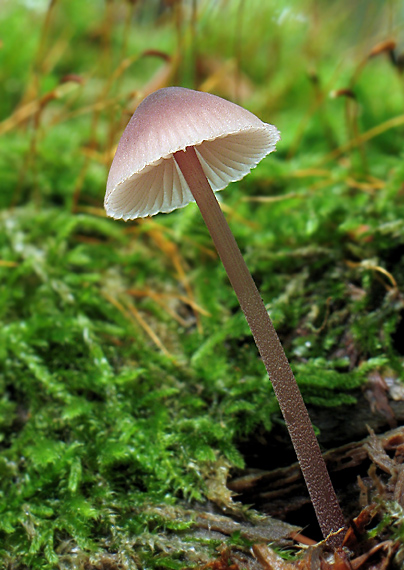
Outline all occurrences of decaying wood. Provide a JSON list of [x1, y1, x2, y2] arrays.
[[145, 502, 301, 545], [136, 426, 404, 570], [229, 426, 404, 520]]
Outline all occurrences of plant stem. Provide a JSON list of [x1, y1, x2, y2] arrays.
[[174, 146, 346, 547]]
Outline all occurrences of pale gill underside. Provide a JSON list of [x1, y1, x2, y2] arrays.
[[104, 126, 278, 220]]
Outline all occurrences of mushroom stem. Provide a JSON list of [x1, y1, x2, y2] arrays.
[[174, 146, 346, 546]]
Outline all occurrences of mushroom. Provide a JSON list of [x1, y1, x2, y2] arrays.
[[105, 87, 346, 545]]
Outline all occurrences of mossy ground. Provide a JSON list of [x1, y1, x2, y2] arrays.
[[1, 1, 404, 568]]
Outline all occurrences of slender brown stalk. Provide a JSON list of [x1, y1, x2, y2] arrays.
[[174, 147, 346, 546]]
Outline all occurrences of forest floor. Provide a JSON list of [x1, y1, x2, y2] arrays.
[[1, 1, 404, 568]]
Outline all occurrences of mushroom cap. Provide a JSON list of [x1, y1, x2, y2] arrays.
[[105, 86, 280, 220]]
